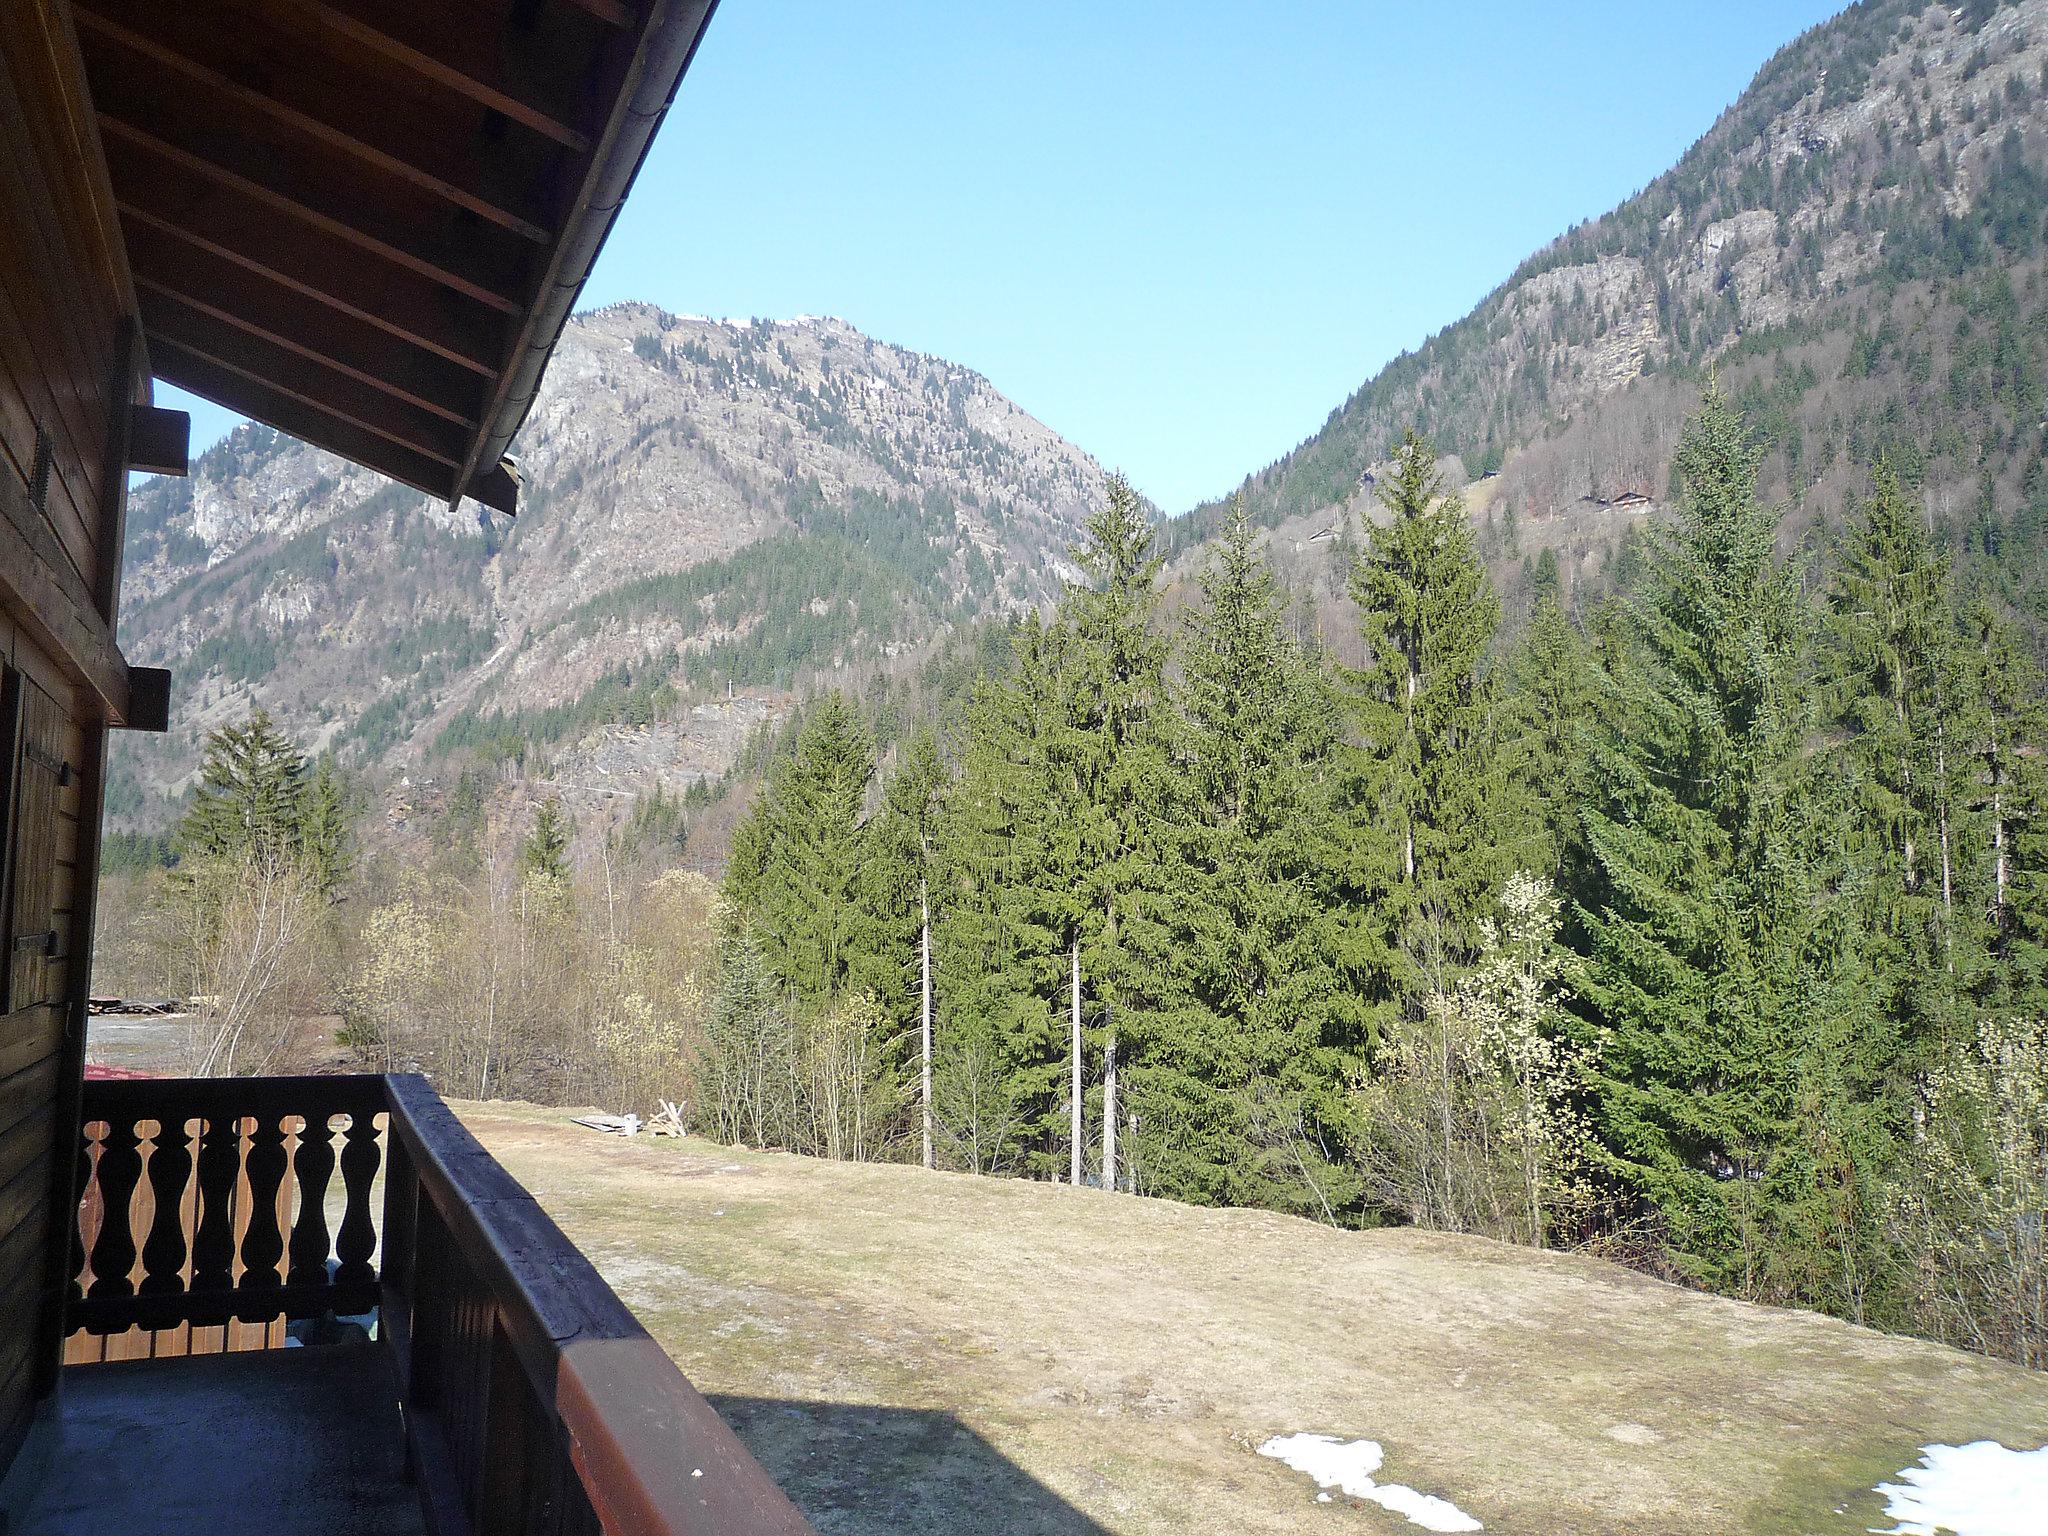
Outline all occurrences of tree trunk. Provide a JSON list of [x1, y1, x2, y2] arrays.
[[1103, 1025, 1118, 1193], [1992, 723, 2010, 922], [920, 879, 933, 1172], [1069, 937, 1083, 1188], [1935, 722, 1955, 971]]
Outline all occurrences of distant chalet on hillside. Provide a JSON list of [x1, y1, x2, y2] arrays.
[[0, 2, 813, 1533]]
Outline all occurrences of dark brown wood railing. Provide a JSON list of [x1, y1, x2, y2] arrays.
[[69, 1072, 813, 1536]]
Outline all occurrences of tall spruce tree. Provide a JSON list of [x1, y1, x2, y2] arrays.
[[1500, 590, 1599, 878], [1826, 464, 1989, 1047], [860, 725, 949, 1168], [1055, 472, 1185, 1191], [1572, 385, 1888, 1308], [933, 618, 1074, 1174], [1337, 430, 1522, 1034], [726, 692, 876, 1008], [1167, 497, 1356, 1211], [1968, 600, 2048, 1013], [520, 797, 572, 883], [176, 708, 351, 900]]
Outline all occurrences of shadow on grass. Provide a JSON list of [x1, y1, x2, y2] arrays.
[[709, 1395, 1112, 1536]]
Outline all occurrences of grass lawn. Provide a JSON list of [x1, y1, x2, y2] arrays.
[[458, 1101, 2048, 1536]]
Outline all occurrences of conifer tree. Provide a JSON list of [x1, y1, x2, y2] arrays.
[[178, 708, 313, 869], [300, 757, 353, 899], [520, 797, 572, 883], [1337, 430, 1522, 1034], [175, 708, 352, 900], [1826, 464, 1989, 1045], [1968, 600, 2048, 1013], [1572, 385, 1887, 1306], [1500, 591, 1599, 876], [933, 619, 1074, 1174], [860, 725, 949, 1168], [1056, 471, 1183, 1191], [1167, 497, 1355, 1210], [726, 692, 876, 1007]]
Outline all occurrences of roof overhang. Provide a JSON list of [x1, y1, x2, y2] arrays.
[[71, 0, 719, 515]]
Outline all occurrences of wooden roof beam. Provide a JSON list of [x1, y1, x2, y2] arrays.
[[152, 342, 462, 505], [107, 139, 510, 377], [72, 0, 561, 241], [94, 109, 529, 316], [124, 225, 486, 429], [558, 0, 636, 27], [139, 292, 472, 468], [277, 0, 601, 152]]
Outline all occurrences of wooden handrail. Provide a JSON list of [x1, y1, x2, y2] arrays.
[[379, 1074, 814, 1535], [70, 1073, 814, 1535]]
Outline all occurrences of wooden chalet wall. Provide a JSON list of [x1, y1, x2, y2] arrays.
[[0, 0, 152, 1472]]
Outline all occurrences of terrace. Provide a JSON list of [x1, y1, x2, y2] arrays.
[[14, 1073, 811, 1534]]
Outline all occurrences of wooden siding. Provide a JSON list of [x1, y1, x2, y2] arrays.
[[0, 0, 136, 1476]]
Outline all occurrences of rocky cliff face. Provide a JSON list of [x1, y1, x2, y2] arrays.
[[111, 305, 1117, 829], [1176, 0, 2048, 632]]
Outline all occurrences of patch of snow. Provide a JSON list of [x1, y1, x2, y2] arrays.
[[1258, 1433, 1481, 1533], [1872, 1442, 2048, 1536]]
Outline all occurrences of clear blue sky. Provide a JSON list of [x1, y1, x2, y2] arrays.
[[164, 0, 1843, 513]]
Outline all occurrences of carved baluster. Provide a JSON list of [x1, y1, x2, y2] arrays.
[[69, 1119, 103, 1310], [86, 1114, 143, 1303], [334, 1110, 383, 1291], [139, 1114, 194, 1299], [238, 1111, 290, 1314], [287, 1111, 338, 1301], [189, 1112, 241, 1322]]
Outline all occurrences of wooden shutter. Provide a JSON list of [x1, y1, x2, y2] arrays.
[[1, 670, 67, 1014]]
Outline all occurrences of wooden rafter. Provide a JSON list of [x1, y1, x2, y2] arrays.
[[152, 342, 461, 503], [108, 147, 509, 377], [124, 242, 484, 431], [53, 0, 718, 515], [274, 0, 600, 151], [71, 0, 560, 241], [139, 291, 470, 467], [95, 114, 528, 315]]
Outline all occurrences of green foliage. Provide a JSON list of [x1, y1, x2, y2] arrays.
[[1569, 385, 1888, 1308], [520, 798, 573, 883], [724, 693, 877, 1008], [1161, 498, 1355, 1211], [175, 708, 351, 898], [1335, 432, 1527, 1033]]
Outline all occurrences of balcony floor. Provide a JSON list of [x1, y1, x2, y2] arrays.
[[16, 1342, 426, 1536]]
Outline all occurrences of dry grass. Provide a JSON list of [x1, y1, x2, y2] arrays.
[[457, 1101, 2048, 1536]]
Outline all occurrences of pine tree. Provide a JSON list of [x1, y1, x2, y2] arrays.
[[520, 797, 572, 883], [174, 708, 353, 901], [1337, 430, 1523, 1035], [725, 692, 876, 1008], [178, 708, 312, 870], [1826, 463, 1989, 1048], [1968, 600, 2048, 1013], [1167, 497, 1356, 1211], [933, 619, 1073, 1175], [1500, 591, 1599, 877], [860, 725, 949, 1168], [1056, 471, 1184, 1192], [300, 756, 353, 900], [1571, 385, 1888, 1307]]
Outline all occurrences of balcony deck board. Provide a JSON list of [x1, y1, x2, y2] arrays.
[[15, 1340, 424, 1535]]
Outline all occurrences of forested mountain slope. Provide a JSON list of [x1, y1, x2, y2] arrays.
[[110, 305, 1116, 829], [1177, 0, 2048, 636]]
